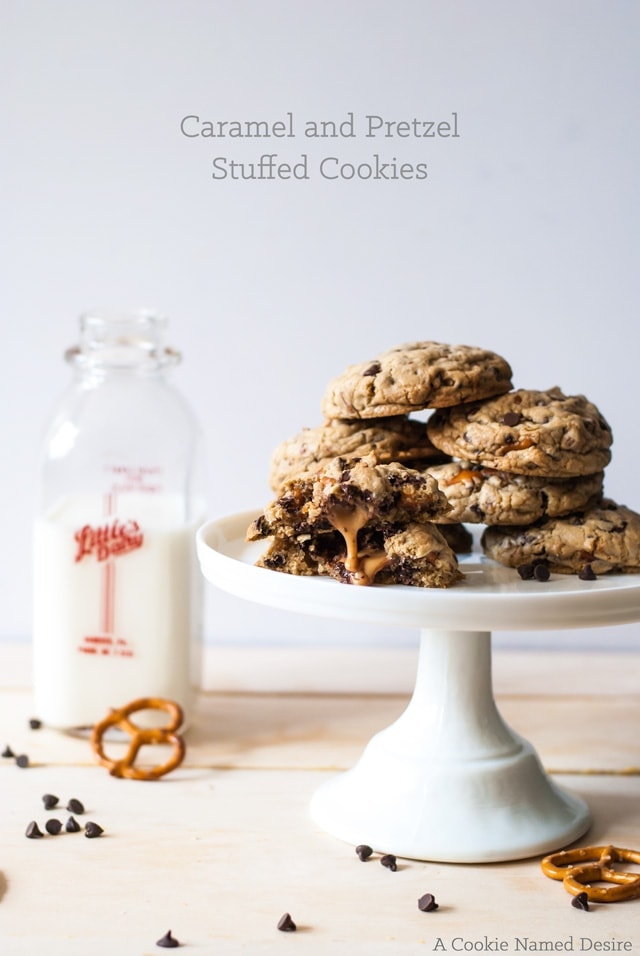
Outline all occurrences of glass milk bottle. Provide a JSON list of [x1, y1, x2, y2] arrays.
[[32, 311, 205, 731]]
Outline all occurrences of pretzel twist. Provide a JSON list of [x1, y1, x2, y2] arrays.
[[541, 844, 640, 903], [90, 697, 186, 781]]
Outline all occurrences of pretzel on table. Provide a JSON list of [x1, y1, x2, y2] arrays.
[[90, 697, 186, 781], [541, 844, 640, 903]]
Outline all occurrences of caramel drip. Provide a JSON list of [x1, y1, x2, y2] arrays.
[[343, 551, 390, 587], [328, 502, 371, 572], [359, 550, 390, 583], [326, 502, 392, 585]]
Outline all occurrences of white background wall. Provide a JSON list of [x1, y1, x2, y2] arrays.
[[2, 0, 639, 649]]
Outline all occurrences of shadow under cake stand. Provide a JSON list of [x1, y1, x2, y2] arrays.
[[197, 510, 640, 864]]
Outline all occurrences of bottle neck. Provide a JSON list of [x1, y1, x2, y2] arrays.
[[65, 311, 181, 379]]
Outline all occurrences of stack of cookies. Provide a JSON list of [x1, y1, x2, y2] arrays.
[[425, 387, 638, 576], [249, 340, 640, 586]]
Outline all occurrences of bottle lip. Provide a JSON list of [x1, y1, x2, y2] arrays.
[[66, 310, 181, 370]]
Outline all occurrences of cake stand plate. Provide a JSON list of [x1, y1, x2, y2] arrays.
[[197, 511, 640, 863]]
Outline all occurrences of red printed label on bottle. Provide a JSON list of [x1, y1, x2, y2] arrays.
[[74, 519, 144, 563], [78, 635, 134, 657]]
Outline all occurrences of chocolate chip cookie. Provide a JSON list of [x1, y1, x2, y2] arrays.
[[427, 387, 613, 477], [426, 460, 604, 525], [321, 341, 513, 420], [269, 417, 447, 492], [481, 500, 640, 575], [248, 453, 459, 587], [255, 523, 462, 588]]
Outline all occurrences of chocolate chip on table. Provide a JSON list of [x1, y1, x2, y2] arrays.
[[45, 818, 63, 835], [15, 754, 30, 768], [42, 793, 59, 810], [277, 913, 297, 932], [156, 929, 181, 948], [29, 718, 42, 730], [66, 797, 85, 814], [380, 853, 398, 871], [578, 563, 597, 581], [355, 844, 373, 861], [84, 821, 104, 838], [418, 892, 439, 912], [571, 891, 590, 911], [25, 821, 44, 839], [502, 412, 521, 426], [65, 815, 81, 833], [1, 744, 15, 758]]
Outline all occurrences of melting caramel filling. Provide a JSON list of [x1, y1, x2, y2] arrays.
[[498, 437, 535, 455], [444, 468, 482, 486], [326, 501, 389, 585]]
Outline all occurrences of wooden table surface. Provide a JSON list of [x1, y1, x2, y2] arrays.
[[0, 642, 639, 954]]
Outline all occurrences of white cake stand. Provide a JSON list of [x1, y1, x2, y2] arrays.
[[196, 511, 640, 864]]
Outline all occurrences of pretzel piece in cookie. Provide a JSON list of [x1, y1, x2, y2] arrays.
[[90, 697, 186, 781]]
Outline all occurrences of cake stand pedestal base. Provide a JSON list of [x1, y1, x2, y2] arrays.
[[310, 628, 591, 863]]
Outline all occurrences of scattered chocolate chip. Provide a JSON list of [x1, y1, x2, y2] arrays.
[[65, 815, 81, 833], [571, 891, 590, 911], [380, 854, 397, 871], [25, 820, 43, 839], [29, 718, 42, 730], [45, 818, 63, 835], [156, 929, 180, 948], [355, 844, 373, 861], [42, 793, 59, 810], [517, 563, 535, 580], [502, 412, 521, 427], [66, 798, 85, 814], [84, 821, 104, 839], [418, 892, 439, 912], [533, 563, 550, 582], [15, 754, 29, 768], [277, 913, 297, 932], [578, 564, 596, 581], [1, 744, 15, 758]]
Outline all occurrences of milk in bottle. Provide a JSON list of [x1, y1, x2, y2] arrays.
[[32, 312, 205, 730]]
